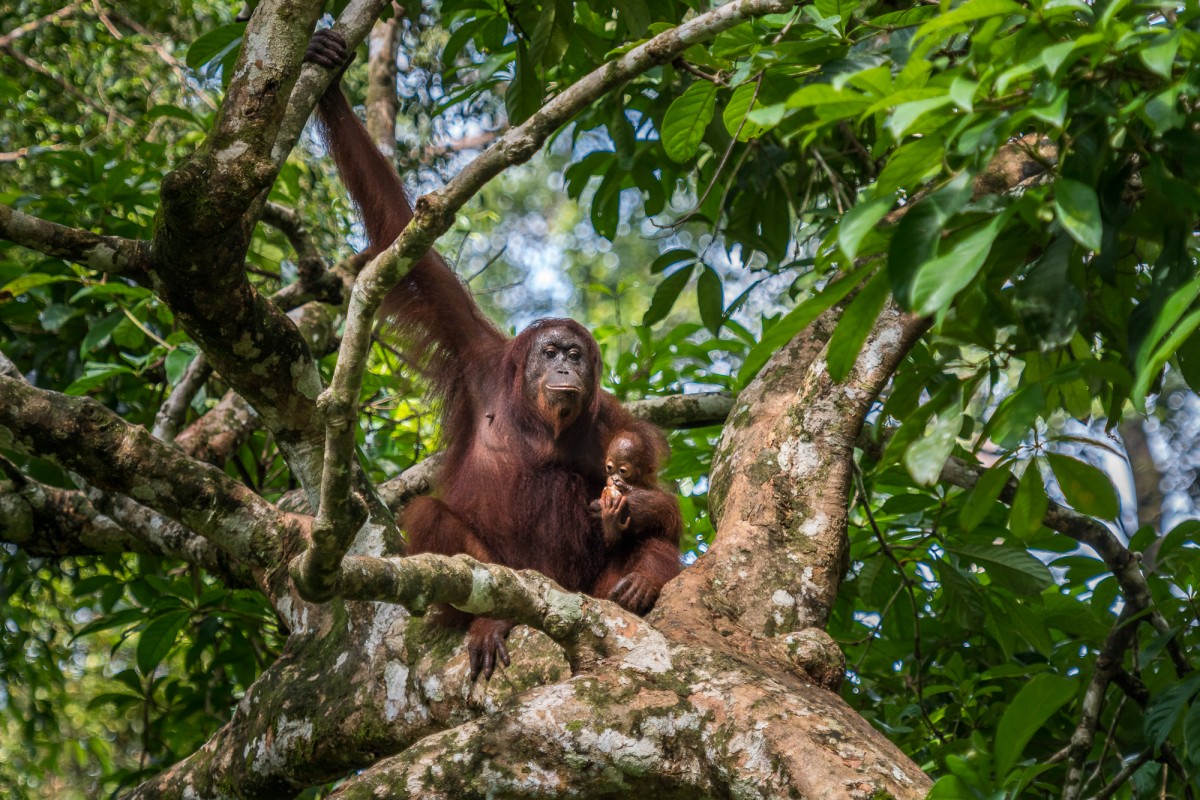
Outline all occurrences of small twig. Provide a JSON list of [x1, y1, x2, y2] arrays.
[[811, 148, 851, 214], [1090, 751, 1154, 800], [0, 42, 134, 126], [152, 356, 213, 443], [0, 2, 83, 48], [852, 464, 943, 744], [465, 244, 508, 284], [672, 58, 727, 85]]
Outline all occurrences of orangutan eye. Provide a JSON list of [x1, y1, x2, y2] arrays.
[[543, 347, 557, 358], [568, 348, 582, 361]]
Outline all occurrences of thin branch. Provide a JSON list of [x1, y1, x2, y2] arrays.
[[0, 40, 134, 126], [298, 0, 797, 602], [853, 464, 943, 744], [1063, 606, 1141, 800], [0, 205, 150, 276], [1090, 751, 1154, 800], [0, 2, 83, 48], [152, 354, 213, 443], [260, 201, 343, 304], [940, 455, 1191, 677], [672, 57, 728, 85], [103, 9, 220, 111]]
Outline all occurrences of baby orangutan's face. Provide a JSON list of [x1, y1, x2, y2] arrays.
[[605, 435, 642, 492]]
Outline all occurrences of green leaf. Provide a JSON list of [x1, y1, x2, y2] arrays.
[[662, 81, 719, 162], [1008, 462, 1049, 540], [1054, 179, 1103, 252], [738, 262, 873, 384], [1046, 453, 1119, 520], [839, 195, 894, 262], [722, 74, 790, 140], [913, 0, 1026, 44], [79, 311, 124, 355], [1013, 234, 1084, 350], [875, 136, 943, 196], [64, 364, 134, 395], [136, 610, 191, 676], [993, 673, 1078, 777], [887, 173, 973, 307], [1140, 31, 1179, 80], [947, 540, 1054, 595], [1146, 673, 1200, 749], [505, 42, 543, 125], [185, 23, 245, 70], [826, 268, 890, 383], [909, 213, 1006, 316], [0, 273, 76, 299], [960, 465, 1012, 532], [785, 84, 871, 119], [697, 267, 724, 334], [650, 249, 696, 275], [984, 384, 1044, 449], [642, 265, 694, 327], [1184, 698, 1200, 761], [904, 393, 962, 486]]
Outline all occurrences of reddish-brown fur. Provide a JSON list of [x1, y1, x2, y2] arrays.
[[306, 34, 681, 644]]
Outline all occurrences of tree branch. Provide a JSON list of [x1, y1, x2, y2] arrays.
[[152, 354, 213, 443], [0, 205, 150, 277], [0, 375, 296, 568], [940, 455, 1191, 676], [300, 0, 797, 601], [0, 468, 254, 587]]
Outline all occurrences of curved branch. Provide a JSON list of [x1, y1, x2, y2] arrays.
[[0, 375, 296, 568], [657, 301, 929, 642], [0, 205, 150, 277]]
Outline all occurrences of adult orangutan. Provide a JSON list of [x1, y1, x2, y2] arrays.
[[305, 30, 682, 679]]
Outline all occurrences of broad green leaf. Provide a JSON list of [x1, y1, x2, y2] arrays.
[[886, 95, 955, 139], [1046, 453, 1119, 520], [738, 262, 873, 384], [722, 74, 790, 140], [875, 136, 943, 196], [1145, 673, 1200, 749], [1135, 306, 1200, 410], [839, 195, 894, 261], [1, 273, 75, 299], [904, 393, 962, 486], [913, 0, 1026, 44], [1184, 699, 1200, 759], [65, 364, 135, 396], [786, 84, 871, 119], [650, 249, 697, 275], [910, 213, 1006, 316], [642, 265, 694, 326], [662, 81, 719, 162], [948, 540, 1054, 595], [185, 23, 245, 70], [1054, 179, 1103, 252], [960, 465, 1012, 532], [136, 610, 191, 676], [1009, 461, 1049, 539], [697, 267, 724, 334], [505, 42, 543, 125], [887, 173, 973, 307], [1140, 31, 1179, 79], [993, 673, 1078, 777], [80, 311, 124, 355], [827, 268, 890, 383], [984, 384, 1044, 449], [1013, 234, 1083, 350]]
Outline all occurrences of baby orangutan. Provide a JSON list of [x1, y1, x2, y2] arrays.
[[590, 426, 684, 612]]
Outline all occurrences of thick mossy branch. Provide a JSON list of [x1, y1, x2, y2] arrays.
[[0, 375, 295, 568], [333, 553, 659, 667], [0, 205, 150, 276]]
